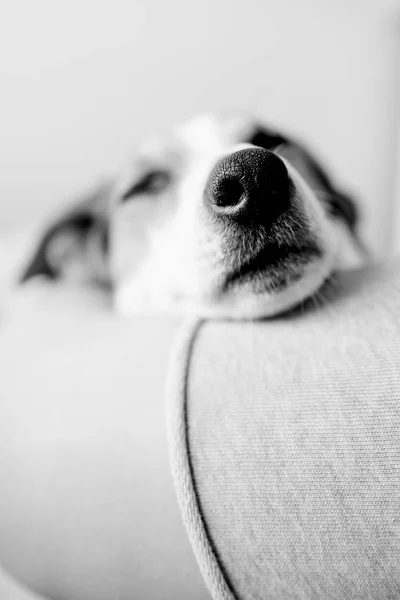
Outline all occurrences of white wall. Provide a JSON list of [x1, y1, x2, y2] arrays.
[[1, 0, 399, 255]]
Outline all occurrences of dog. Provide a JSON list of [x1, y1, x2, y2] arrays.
[[19, 112, 366, 319]]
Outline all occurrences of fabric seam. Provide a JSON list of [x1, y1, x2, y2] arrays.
[[166, 318, 236, 600]]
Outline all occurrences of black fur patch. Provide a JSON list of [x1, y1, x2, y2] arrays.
[[20, 181, 113, 285], [246, 127, 288, 150], [247, 126, 359, 232], [20, 213, 102, 282]]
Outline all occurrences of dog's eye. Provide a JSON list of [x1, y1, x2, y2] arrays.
[[122, 169, 171, 201]]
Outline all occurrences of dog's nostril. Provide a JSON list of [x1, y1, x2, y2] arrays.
[[213, 177, 245, 208]]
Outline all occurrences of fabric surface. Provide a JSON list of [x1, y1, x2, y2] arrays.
[[0, 566, 45, 600], [167, 260, 400, 600], [0, 282, 211, 600]]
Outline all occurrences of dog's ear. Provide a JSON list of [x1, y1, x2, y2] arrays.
[[248, 126, 359, 233], [20, 181, 114, 287]]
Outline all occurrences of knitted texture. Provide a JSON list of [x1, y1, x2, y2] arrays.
[[167, 261, 400, 600], [167, 319, 235, 600]]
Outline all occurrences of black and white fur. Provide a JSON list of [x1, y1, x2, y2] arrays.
[[20, 113, 366, 319]]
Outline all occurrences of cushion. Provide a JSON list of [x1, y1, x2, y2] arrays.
[[1, 253, 400, 600], [0, 282, 210, 600], [167, 259, 400, 600]]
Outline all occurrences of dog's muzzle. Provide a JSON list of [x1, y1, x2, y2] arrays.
[[204, 147, 291, 225]]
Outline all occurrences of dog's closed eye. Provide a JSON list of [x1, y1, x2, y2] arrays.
[[122, 169, 172, 201]]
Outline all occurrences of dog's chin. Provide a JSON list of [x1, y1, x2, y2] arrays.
[[115, 246, 335, 320], [196, 248, 336, 320]]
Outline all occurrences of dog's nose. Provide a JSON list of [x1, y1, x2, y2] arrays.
[[205, 148, 290, 223]]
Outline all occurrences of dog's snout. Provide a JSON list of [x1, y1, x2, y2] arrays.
[[205, 148, 290, 223]]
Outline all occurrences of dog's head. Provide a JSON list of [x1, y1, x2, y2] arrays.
[[21, 112, 363, 318]]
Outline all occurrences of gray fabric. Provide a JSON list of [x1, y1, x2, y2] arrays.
[[0, 284, 211, 600], [167, 260, 400, 600], [167, 320, 235, 600]]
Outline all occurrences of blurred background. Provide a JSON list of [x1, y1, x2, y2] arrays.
[[0, 0, 400, 256]]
